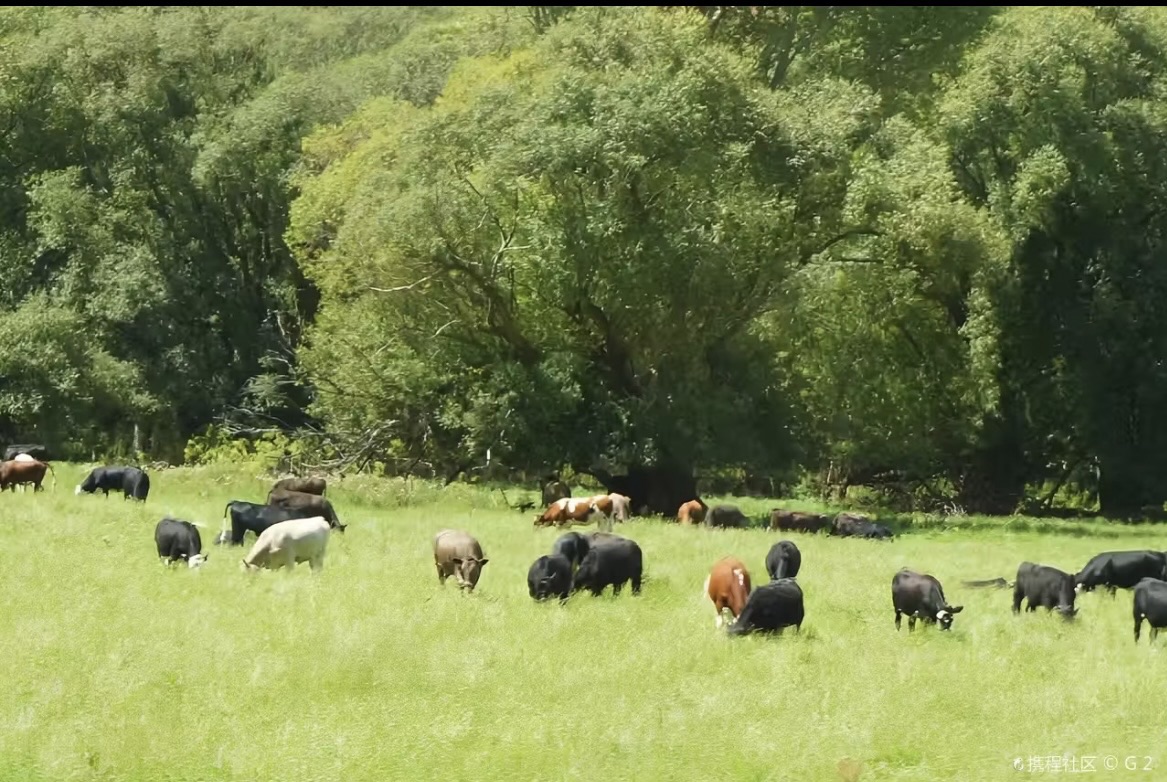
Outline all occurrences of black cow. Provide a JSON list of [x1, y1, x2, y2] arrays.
[[1012, 562, 1077, 620], [571, 537, 643, 597], [551, 531, 591, 570], [76, 466, 150, 501], [265, 487, 345, 531], [1133, 578, 1167, 643], [892, 568, 963, 631], [765, 540, 802, 581], [1075, 550, 1167, 597], [833, 513, 894, 540], [527, 554, 573, 602], [3, 444, 49, 461], [219, 501, 319, 546], [727, 578, 804, 637], [707, 504, 748, 529], [541, 478, 571, 508], [272, 476, 326, 496], [154, 517, 207, 568]]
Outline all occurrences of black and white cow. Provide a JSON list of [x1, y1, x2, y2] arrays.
[[1133, 577, 1167, 644], [1075, 550, 1167, 597], [891, 568, 963, 632], [727, 578, 805, 637], [219, 501, 316, 546], [76, 465, 150, 501], [1012, 561, 1077, 619], [154, 517, 207, 568]]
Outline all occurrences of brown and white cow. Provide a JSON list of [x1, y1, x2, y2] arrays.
[[534, 496, 614, 531], [677, 499, 708, 525], [0, 458, 54, 492], [704, 556, 753, 629]]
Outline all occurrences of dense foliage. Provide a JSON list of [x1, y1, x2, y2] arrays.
[[5, 6, 1167, 515]]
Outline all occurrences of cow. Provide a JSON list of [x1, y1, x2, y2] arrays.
[[272, 476, 327, 496], [220, 501, 320, 546], [3, 444, 49, 461], [1012, 562, 1077, 620], [0, 458, 54, 492], [527, 554, 573, 602], [571, 536, 643, 597], [769, 509, 832, 534], [534, 496, 611, 531], [265, 487, 345, 531], [1074, 550, 1167, 597], [154, 517, 207, 568], [892, 568, 963, 631], [677, 499, 707, 525], [707, 504, 749, 529], [727, 578, 805, 637], [541, 478, 571, 508], [704, 556, 752, 628], [765, 540, 802, 581], [433, 529, 489, 592], [551, 531, 592, 571], [1133, 577, 1167, 643], [75, 465, 150, 501], [606, 493, 632, 522], [833, 512, 894, 540], [241, 516, 330, 573]]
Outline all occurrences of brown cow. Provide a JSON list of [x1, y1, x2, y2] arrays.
[[769, 509, 832, 534], [677, 499, 707, 525], [534, 496, 614, 531], [272, 476, 326, 496], [0, 459, 55, 492], [432, 529, 489, 592], [705, 556, 753, 629], [266, 488, 345, 531]]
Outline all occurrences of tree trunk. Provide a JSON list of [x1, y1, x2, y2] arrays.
[[1097, 462, 1166, 519], [956, 417, 1029, 516]]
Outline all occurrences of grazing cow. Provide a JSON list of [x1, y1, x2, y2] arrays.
[[677, 499, 708, 525], [892, 568, 963, 631], [704, 556, 752, 628], [534, 496, 611, 531], [154, 517, 207, 568], [606, 493, 632, 522], [220, 500, 320, 546], [551, 531, 592, 571], [833, 512, 894, 540], [765, 540, 802, 581], [266, 487, 345, 531], [272, 476, 326, 496], [433, 529, 489, 592], [541, 478, 571, 508], [3, 444, 49, 461], [1012, 562, 1077, 620], [0, 458, 54, 492], [241, 516, 330, 573], [572, 537, 643, 597], [707, 504, 748, 529], [1074, 550, 1167, 596], [527, 554, 574, 602], [75, 465, 150, 501], [1133, 578, 1167, 643], [727, 578, 805, 637], [769, 509, 832, 534]]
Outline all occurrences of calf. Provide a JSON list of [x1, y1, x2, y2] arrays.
[[0, 459, 54, 492], [727, 578, 805, 637], [1133, 578, 1167, 643], [677, 499, 707, 525], [241, 516, 330, 573], [892, 568, 963, 631], [272, 476, 326, 496], [534, 496, 610, 531], [1075, 550, 1167, 597], [527, 554, 573, 602], [704, 556, 752, 628], [154, 517, 207, 568], [266, 487, 345, 531], [1012, 562, 1077, 619], [76, 465, 150, 501], [707, 504, 748, 529], [769, 509, 831, 534], [572, 537, 643, 597], [433, 529, 489, 592], [551, 531, 591, 570], [765, 540, 801, 580]]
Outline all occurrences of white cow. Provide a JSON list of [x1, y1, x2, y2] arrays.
[[240, 516, 331, 573]]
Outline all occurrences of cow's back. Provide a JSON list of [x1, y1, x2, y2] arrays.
[[433, 529, 482, 561]]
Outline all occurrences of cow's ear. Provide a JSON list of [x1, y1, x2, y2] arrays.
[[950, 605, 964, 614], [478, 558, 489, 567], [450, 558, 463, 566]]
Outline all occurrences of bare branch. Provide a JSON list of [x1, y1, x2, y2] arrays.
[[368, 273, 439, 294]]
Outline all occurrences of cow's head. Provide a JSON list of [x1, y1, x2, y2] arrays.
[[187, 553, 208, 569], [935, 605, 964, 631], [1055, 603, 1078, 620], [451, 556, 488, 591]]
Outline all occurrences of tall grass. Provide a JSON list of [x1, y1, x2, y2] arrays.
[[1, 464, 1164, 781]]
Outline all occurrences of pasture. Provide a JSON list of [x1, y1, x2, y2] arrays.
[[1, 465, 1165, 781]]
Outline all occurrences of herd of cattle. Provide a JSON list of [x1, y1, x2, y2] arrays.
[[5, 448, 1167, 642]]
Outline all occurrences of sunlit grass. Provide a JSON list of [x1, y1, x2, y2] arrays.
[[1, 464, 1165, 781]]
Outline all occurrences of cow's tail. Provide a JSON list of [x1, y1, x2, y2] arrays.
[[45, 463, 56, 490]]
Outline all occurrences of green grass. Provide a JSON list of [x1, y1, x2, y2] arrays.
[[2, 464, 1166, 781]]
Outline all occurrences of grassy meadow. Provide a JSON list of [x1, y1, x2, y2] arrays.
[[2, 464, 1166, 781]]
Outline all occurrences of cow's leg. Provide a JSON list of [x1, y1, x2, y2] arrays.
[[435, 563, 447, 585], [631, 573, 642, 596], [1135, 616, 1142, 643], [1152, 626, 1160, 644], [908, 615, 917, 632], [1108, 585, 1118, 599], [895, 610, 902, 631], [1011, 586, 1023, 614], [309, 554, 324, 573]]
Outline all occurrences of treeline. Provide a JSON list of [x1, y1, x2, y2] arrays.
[[4, 6, 1167, 517]]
